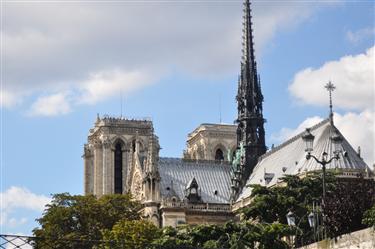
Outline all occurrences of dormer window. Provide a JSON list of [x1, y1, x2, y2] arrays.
[[264, 172, 275, 185], [185, 177, 202, 203]]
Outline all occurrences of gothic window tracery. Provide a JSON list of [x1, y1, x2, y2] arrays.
[[114, 142, 123, 194], [215, 148, 224, 161], [132, 140, 136, 152]]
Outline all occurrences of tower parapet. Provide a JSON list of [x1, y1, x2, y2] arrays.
[[84, 115, 157, 198]]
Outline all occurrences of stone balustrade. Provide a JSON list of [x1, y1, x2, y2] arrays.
[[161, 201, 231, 212]]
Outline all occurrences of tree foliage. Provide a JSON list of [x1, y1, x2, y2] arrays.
[[241, 173, 375, 246], [33, 193, 142, 249], [362, 204, 375, 228], [324, 178, 375, 236], [150, 221, 294, 249], [102, 220, 160, 249]]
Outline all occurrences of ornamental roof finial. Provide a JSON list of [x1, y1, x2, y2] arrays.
[[325, 81, 336, 125]]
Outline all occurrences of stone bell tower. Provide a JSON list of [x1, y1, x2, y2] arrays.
[[83, 115, 157, 198]]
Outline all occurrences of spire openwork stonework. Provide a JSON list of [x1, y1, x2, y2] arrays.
[[231, 0, 267, 200]]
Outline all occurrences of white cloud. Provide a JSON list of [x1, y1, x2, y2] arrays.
[[8, 217, 28, 227], [270, 116, 324, 142], [1, 186, 50, 212], [0, 186, 51, 227], [334, 110, 374, 167], [289, 46, 375, 111], [77, 69, 154, 105], [271, 111, 374, 167], [28, 93, 71, 116], [286, 44, 375, 167], [346, 27, 375, 44], [2, 1, 338, 115], [0, 90, 23, 108]]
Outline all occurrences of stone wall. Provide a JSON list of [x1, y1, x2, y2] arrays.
[[299, 228, 374, 249]]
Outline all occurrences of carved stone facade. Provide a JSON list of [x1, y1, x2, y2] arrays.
[[83, 115, 159, 200], [183, 124, 237, 162]]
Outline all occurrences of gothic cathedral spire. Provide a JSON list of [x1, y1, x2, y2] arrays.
[[232, 0, 267, 199]]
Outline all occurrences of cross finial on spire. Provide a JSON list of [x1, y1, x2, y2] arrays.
[[325, 81, 336, 124]]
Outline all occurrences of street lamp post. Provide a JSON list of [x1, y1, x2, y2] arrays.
[[301, 128, 345, 239], [308, 211, 317, 242], [286, 211, 316, 248]]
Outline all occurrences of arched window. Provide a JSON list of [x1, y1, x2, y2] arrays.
[[215, 148, 224, 161], [114, 143, 123, 194], [132, 140, 136, 152]]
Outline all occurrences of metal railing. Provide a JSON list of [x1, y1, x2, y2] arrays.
[[1, 234, 222, 249], [1, 234, 106, 249]]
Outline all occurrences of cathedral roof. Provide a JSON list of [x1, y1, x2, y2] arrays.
[[158, 158, 231, 204], [237, 118, 371, 202]]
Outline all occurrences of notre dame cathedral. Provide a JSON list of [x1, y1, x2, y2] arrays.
[[83, 0, 371, 227]]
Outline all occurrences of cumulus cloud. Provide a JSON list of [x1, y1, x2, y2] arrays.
[[0, 186, 51, 228], [0, 90, 23, 108], [346, 27, 375, 44], [270, 116, 324, 142], [7, 217, 28, 227], [286, 46, 375, 167], [77, 69, 154, 105], [2, 1, 337, 116], [28, 92, 71, 116], [334, 110, 374, 166], [289, 46, 374, 111]]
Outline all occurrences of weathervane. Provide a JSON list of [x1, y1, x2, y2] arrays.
[[325, 81, 336, 124]]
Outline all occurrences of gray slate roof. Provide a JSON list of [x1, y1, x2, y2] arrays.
[[158, 158, 231, 204], [237, 119, 370, 201]]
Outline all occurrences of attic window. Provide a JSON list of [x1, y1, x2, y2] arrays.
[[214, 190, 218, 195], [185, 177, 201, 203], [166, 187, 170, 191], [264, 173, 275, 185]]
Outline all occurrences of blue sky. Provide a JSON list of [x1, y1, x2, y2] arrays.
[[1, 0, 374, 235]]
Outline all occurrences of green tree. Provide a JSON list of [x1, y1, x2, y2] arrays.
[[150, 221, 293, 249], [325, 178, 375, 236], [362, 204, 375, 228], [241, 173, 375, 246], [101, 220, 160, 249], [242, 173, 335, 224], [33, 193, 142, 249]]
